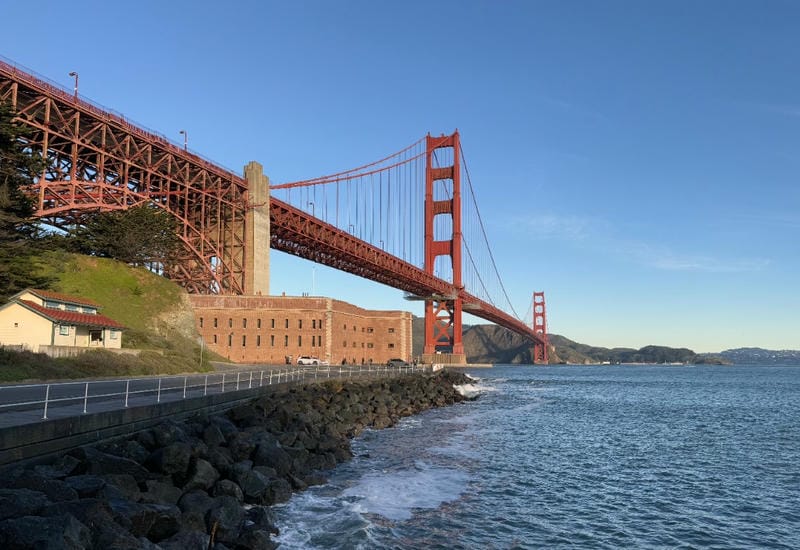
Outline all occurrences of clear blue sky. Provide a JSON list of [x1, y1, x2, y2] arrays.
[[2, 1, 798, 352]]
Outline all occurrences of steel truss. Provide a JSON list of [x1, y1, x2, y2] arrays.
[[0, 60, 247, 294]]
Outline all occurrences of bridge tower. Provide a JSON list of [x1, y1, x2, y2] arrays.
[[532, 291, 549, 364], [422, 132, 466, 365]]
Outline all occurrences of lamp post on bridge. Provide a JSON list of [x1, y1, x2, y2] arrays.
[[68, 71, 78, 100], [179, 130, 187, 151]]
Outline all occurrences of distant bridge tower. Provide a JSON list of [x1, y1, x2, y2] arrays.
[[243, 161, 271, 295], [423, 132, 466, 364], [533, 291, 549, 364]]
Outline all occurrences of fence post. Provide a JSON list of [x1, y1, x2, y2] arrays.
[[183, 376, 187, 399], [204, 375, 208, 396], [42, 384, 50, 419], [222, 373, 226, 393], [260, 371, 263, 387], [249, 372, 253, 389], [157, 378, 162, 403], [236, 372, 240, 391], [125, 380, 130, 407], [83, 382, 89, 414], [269, 371, 273, 385]]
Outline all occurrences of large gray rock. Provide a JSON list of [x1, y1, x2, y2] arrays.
[[63, 475, 106, 498], [141, 479, 183, 505], [70, 446, 151, 482], [159, 529, 210, 549], [9, 473, 78, 502], [211, 479, 244, 502], [205, 495, 245, 545], [0, 514, 91, 549], [183, 458, 220, 492], [253, 442, 292, 476], [0, 488, 48, 520], [101, 473, 142, 502], [146, 442, 193, 476]]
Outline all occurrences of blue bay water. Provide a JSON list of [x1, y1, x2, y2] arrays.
[[274, 365, 800, 548]]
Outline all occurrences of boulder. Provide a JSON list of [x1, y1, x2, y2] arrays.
[[70, 446, 151, 482], [0, 488, 48, 520], [0, 514, 90, 549], [183, 458, 220, 492], [146, 442, 193, 476], [211, 479, 244, 502], [141, 479, 183, 505], [63, 475, 106, 498], [205, 495, 245, 545]]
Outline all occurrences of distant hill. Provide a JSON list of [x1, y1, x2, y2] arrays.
[[410, 317, 715, 364], [716, 348, 800, 365]]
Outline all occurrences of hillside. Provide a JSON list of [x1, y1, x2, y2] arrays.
[[717, 348, 800, 365], [0, 251, 212, 381], [411, 317, 714, 365]]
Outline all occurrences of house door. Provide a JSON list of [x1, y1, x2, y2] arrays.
[[89, 330, 103, 346]]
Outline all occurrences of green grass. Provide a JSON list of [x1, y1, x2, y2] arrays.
[[0, 251, 218, 382]]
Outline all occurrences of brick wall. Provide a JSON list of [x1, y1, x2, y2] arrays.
[[190, 295, 412, 365]]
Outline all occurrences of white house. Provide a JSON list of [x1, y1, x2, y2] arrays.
[[0, 289, 125, 353]]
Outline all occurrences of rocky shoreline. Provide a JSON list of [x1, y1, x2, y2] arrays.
[[0, 370, 473, 549]]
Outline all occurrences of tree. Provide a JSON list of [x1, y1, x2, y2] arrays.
[[0, 101, 51, 301], [70, 205, 181, 266]]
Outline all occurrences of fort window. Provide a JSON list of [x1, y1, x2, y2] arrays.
[[213, 335, 217, 344], [257, 319, 262, 329], [199, 318, 204, 328], [242, 335, 246, 347], [270, 335, 275, 346], [388, 343, 395, 349], [299, 319, 303, 329], [298, 335, 302, 346], [213, 318, 218, 328], [388, 328, 395, 333], [257, 335, 261, 347], [285, 319, 289, 329], [367, 343, 374, 348], [228, 318, 233, 328], [319, 319, 323, 329], [284, 335, 288, 347], [228, 335, 232, 347], [242, 318, 247, 329], [343, 341, 347, 347], [271, 318, 275, 329], [312, 319, 316, 329], [343, 324, 347, 330], [367, 327, 373, 333]]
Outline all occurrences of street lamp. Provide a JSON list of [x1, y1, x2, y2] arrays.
[[307, 201, 315, 217], [68, 71, 78, 100], [179, 130, 187, 151]]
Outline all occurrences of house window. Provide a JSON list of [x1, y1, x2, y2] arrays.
[[257, 319, 262, 329], [199, 318, 204, 328], [110, 330, 119, 340], [65, 304, 78, 312], [45, 301, 60, 309], [242, 318, 247, 329], [59, 325, 70, 336], [84, 307, 97, 315], [89, 330, 102, 344]]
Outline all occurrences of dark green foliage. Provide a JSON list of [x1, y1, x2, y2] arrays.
[[0, 101, 51, 301], [69, 205, 180, 266]]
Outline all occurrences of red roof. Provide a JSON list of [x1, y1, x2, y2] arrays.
[[27, 289, 101, 308], [19, 300, 126, 329]]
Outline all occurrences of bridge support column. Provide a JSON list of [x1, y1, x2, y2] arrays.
[[423, 132, 466, 364], [243, 161, 270, 295]]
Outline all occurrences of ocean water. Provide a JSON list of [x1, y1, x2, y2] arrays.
[[273, 365, 800, 549]]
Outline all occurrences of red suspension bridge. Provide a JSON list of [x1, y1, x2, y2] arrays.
[[0, 57, 549, 363]]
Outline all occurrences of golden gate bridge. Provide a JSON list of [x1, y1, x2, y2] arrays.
[[0, 56, 549, 363]]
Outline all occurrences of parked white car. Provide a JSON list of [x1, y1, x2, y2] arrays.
[[297, 356, 321, 365]]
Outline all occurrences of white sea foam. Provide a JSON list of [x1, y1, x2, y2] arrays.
[[342, 461, 469, 521], [454, 382, 497, 397]]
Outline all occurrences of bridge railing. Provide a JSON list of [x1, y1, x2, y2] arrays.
[[0, 363, 432, 428]]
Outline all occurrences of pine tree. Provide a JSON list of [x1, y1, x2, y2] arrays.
[[0, 101, 50, 301]]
